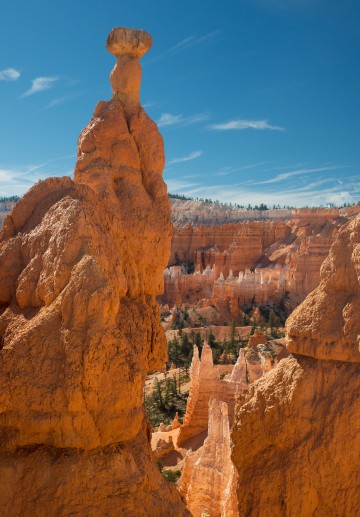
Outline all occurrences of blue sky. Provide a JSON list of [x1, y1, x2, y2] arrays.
[[0, 0, 359, 206]]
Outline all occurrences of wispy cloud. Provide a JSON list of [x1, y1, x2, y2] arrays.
[[176, 178, 359, 208], [216, 162, 270, 176], [167, 151, 203, 166], [0, 68, 21, 81], [264, 163, 304, 171], [23, 76, 58, 97], [166, 179, 201, 193], [209, 119, 285, 131], [158, 113, 182, 127], [41, 91, 83, 110], [157, 112, 209, 128], [164, 160, 360, 208], [145, 30, 221, 65], [250, 165, 351, 185], [0, 155, 75, 197], [143, 101, 156, 109]]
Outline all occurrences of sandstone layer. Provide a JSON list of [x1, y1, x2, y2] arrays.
[[162, 210, 360, 314], [231, 214, 360, 516], [0, 27, 188, 516]]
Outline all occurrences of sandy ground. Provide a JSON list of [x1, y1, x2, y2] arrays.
[[152, 428, 208, 470]]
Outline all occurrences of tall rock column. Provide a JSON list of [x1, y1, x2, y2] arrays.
[[0, 27, 188, 516], [180, 398, 239, 517]]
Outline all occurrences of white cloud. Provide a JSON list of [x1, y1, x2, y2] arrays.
[[145, 30, 221, 65], [209, 119, 285, 131], [157, 113, 182, 127], [164, 163, 360, 208], [23, 76, 58, 97], [178, 180, 358, 208], [251, 165, 351, 185], [167, 151, 203, 165], [41, 91, 83, 110], [264, 163, 304, 171], [143, 101, 156, 108], [157, 112, 209, 128], [0, 68, 21, 81], [169, 36, 195, 52], [216, 162, 270, 176], [186, 114, 210, 125], [0, 155, 75, 197], [166, 179, 200, 193]]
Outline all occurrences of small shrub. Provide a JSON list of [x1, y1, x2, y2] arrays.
[[162, 469, 181, 483]]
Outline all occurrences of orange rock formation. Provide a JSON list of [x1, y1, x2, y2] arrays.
[[231, 214, 360, 515], [0, 27, 189, 516], [177, 342, 238, 445], [174, 339, 288, 516], [180, 398, 239, 517], [177, 338, 287, 447], [162, 212, 360, 313]]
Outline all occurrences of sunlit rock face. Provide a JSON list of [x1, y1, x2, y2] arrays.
[[177, 342, 238, 446], [180, 398, 239, 517], [162, 211, 360, 314], [175, 340, 286, 517], [231, 214, 360, 516], [0, 27, 189, 516]]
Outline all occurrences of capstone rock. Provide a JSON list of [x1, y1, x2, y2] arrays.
[[0, 27, 189, 516]]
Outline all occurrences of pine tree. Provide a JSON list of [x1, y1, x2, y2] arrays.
[[194, 332, 202, 350], [154, 377, 164, 410], [245, 361, 251, 384], [269, 309, 276, 330], [208, 327, 215, 347], [230, 320, 236, 345], [250, 321, 256, 335]]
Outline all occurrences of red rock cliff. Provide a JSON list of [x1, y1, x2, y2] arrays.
[[0, 27, 189, 516]]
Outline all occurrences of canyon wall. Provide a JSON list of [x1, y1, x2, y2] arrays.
[[162, 210, 360, 312], [170, 199, 360, 227], [231, 214, 360, 516], [0, 28, 188, 516]]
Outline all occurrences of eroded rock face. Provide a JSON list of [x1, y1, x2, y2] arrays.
[[162, 213, 358, 313], [0, 27, 189, 516], [175, 342, 284, 517], [286, 214, 360, 363], [231, 214, 360, 516], [177, 343, 238, 446], [180, 398, 238, 517]]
